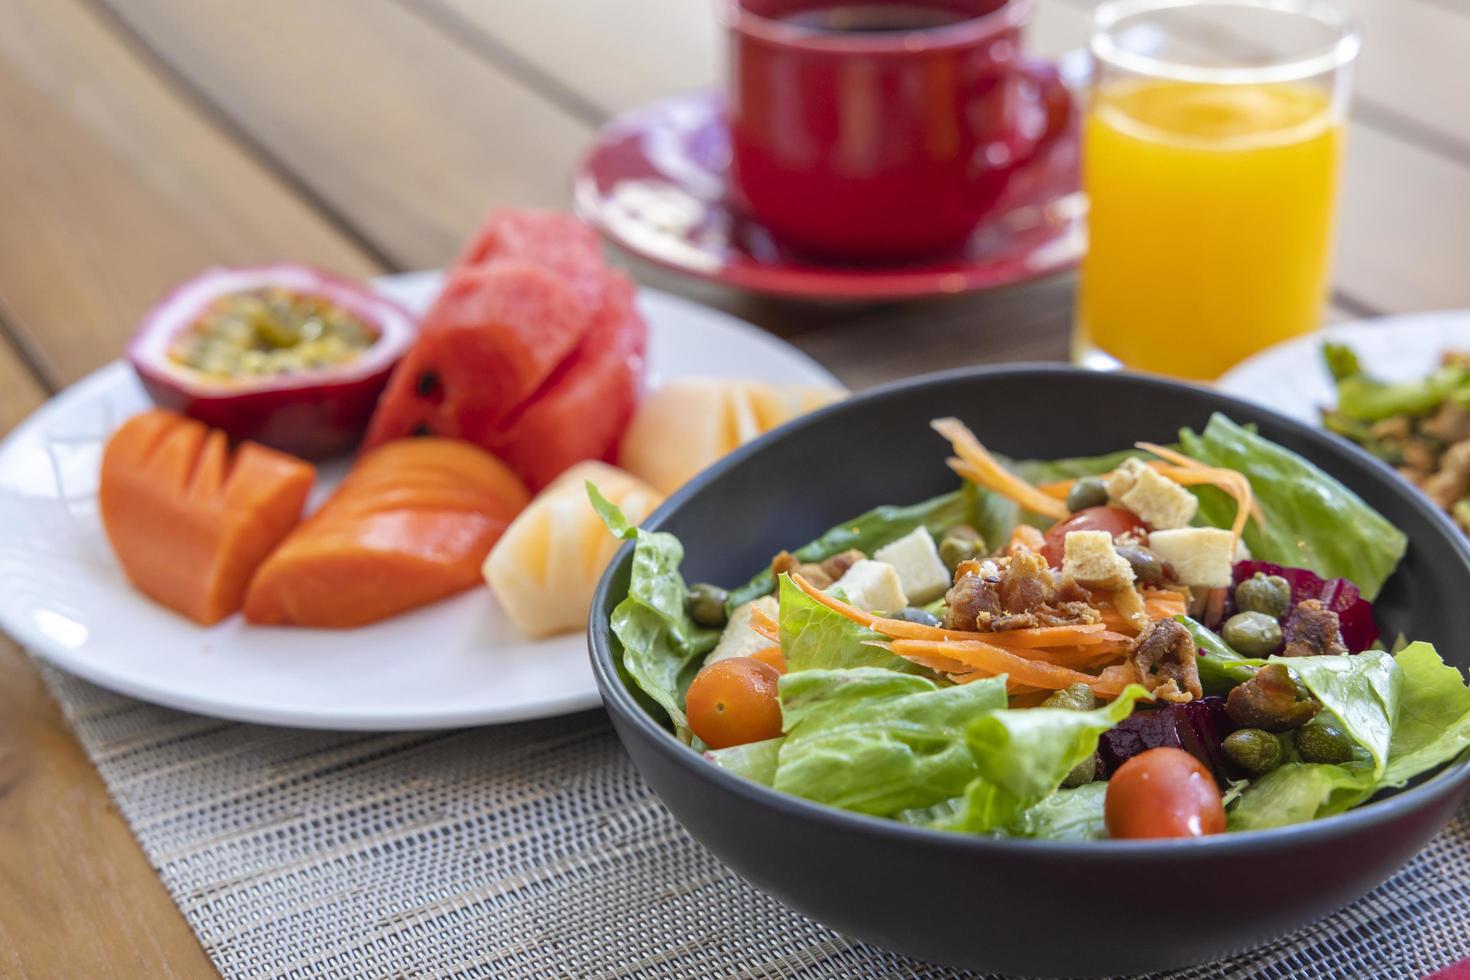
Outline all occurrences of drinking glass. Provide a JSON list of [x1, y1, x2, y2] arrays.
[[1073, 0, 1360, 380]]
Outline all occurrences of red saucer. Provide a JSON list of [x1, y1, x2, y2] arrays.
[[572, 79, 1081, 302]]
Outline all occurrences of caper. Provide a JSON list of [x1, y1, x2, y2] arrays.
[[1065, 477, 1109, 513], [1223, 728, 1284, 775], [938, 525, 985, 571], [889, 607, 941, 627], [686, 583, 730, 628], [1296, 721, 1356, 764], [1061, 754, 1097, 788], [1115, 545, 1166, 585], [1234, 572, 1292, 619], [1221, 611, 1284, 657], [1041, 682, 1097, 713]]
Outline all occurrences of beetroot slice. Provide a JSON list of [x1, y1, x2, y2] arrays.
[[1230, 560, 1380, 653], [1097, 697, 1239, 786]]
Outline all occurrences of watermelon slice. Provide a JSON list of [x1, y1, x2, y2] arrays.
[[455, 208, 607, 311], [362, 262, 591, 448], [363, 208, 648, 490], [483, 271, 647, 490]]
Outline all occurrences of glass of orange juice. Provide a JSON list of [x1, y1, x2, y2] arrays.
[[1074, 0, 1360, 380]]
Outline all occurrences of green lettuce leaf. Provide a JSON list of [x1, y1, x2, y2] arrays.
[[705, 737, 784, 786], [772, 668, 1008, 816], [1336, 374, 1458, 421], [944, 685, 1152, 833], [1009, 447, 1147, 486], [591, 484, 719, 742], [777, 574, 925, 675], [1012, 782, 1110, 841], [1322, 342, 1361, 383], [1228, 646, 1457, 830], [726, 487, 981, 611], [1227, 762, 1377, 830], [1382, 642, 1470, 787], [1179, 414, 1407, 599], [1281, 650, 1401, 775]]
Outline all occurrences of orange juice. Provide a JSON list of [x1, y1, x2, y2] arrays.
[[1076, 80, 1343, 380]]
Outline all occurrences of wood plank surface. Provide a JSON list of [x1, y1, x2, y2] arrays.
[[0, 0, 381, 389], [0, 332, 215, 977], [97, 0, 597, 271]]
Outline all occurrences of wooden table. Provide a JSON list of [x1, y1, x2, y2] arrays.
[[1, 0, 1468, 973]]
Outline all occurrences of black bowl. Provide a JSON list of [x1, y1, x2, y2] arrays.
[[589, 366, 1470, 976]]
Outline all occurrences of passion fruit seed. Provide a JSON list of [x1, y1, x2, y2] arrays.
[[170, 287, 378, 379]]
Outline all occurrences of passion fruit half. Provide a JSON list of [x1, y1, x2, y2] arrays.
[[127, 265, 416, 458]]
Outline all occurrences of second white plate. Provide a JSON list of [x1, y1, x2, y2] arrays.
[[0, 272, 838, 730], [1217, 310, 1470, 425]]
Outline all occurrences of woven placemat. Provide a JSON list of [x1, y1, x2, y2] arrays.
[[36, 658, 1470, 980]]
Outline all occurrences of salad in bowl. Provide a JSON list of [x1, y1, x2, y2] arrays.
[[594, 412, 1470, 842]]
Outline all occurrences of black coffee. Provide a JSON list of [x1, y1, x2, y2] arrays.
[[779, 3, 971, 32]]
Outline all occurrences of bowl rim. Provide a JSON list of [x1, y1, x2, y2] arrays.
[[589, 363, 1470, 857]]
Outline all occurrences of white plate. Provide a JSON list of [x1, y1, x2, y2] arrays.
[[1217, 310, 1470, 424], [0, 272, 839, 730]]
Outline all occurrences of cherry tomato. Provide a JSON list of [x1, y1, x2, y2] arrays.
[[1105, 747, 1226, 839], [1041, 506, 1147, 566], [686, 657, 783, 749]]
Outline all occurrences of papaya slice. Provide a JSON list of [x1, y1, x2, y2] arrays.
[[244, 438, 530, 628], [99, 410, 315, 625]]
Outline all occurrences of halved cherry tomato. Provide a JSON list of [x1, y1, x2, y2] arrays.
[[1104, 747, 1226, 839], [686, 657, 783, 749], [1041, 506, 1147, 566]]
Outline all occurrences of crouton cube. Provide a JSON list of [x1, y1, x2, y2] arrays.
[[827, 560, 908, 614], [1104, 457, 1149, 501], [874, 528, 950, 605], [1062, 530, 1135, 590], [1118, 466, 1198, 530], [1146, 528, 1235, 587], [705, 595, 779, 666]]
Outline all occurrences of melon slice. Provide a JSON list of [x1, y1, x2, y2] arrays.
[[617, 379, 846, 494], [483, 461, 663, 638]]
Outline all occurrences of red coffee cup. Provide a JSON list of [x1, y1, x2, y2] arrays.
[[725, 0, 1068, 261]]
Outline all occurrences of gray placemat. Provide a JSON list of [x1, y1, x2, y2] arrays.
[[35, 658, 1470, 980]]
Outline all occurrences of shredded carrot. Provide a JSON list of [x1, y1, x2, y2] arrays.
[[1094, 589, 1186, 634], [794, 574, 1121, 647], [1006, 524, 1047, 555], [932, 418, 1069, 520], [749, 605, 780, 644], [750, 645, 786, 673], [891, 638, 1132, 696]]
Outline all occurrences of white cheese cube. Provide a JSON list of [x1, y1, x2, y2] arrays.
[[874, 528, 951, 605], [1118, 466, 1198, 530], [1062, 530, 1135, 590], [705, 595, 779, 667], [1146, 528, 1235, 588], [827, 560, 908, 614]]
